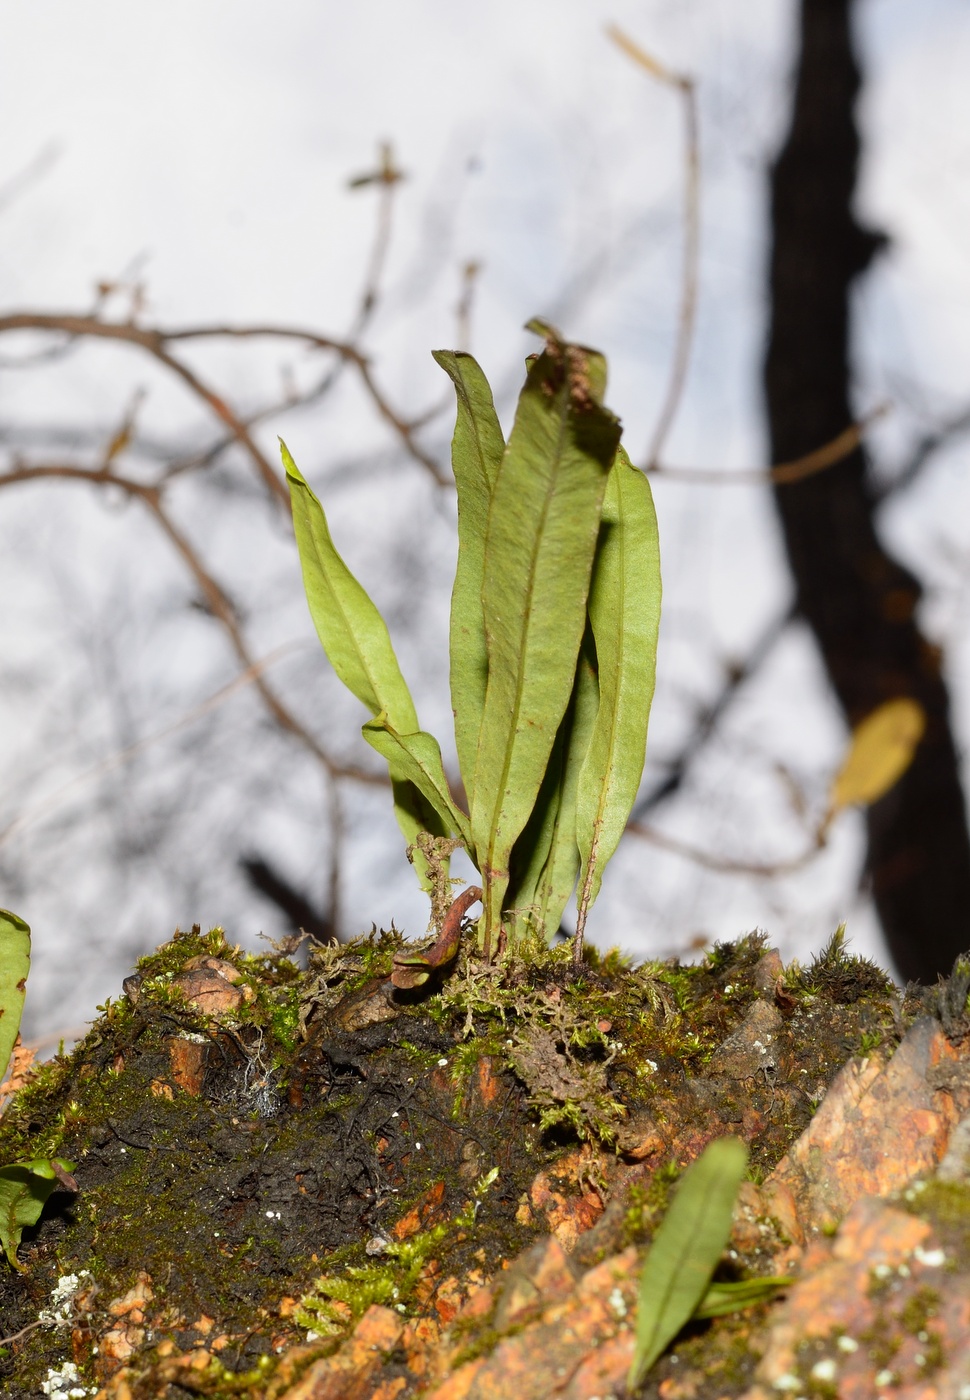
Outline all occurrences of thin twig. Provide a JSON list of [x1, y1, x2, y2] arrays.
[[0, 1320, 43, 1348], [0, 313, 291, 504], [154, 360, 356, 485], [608, 27, 700, 469], [625, 818, 825, 878], [0, 313, 449, 488], [325, 776, 344, 944], [0, 641, 316, 848], [0, 462, 388, 790], [162, 325, 447, 478], [0, 141, 61, 215], [649, 406, 890, 486], [631, 605, 795, 820], [874, 401, 970, 502], [345, 141, 405, 344], [454, 261, 481, 353]]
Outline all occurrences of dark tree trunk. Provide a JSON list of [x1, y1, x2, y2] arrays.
[[764, 0, 970, 982]]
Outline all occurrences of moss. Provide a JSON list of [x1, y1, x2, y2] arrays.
[[914, 1325, 945, 1374], [0, 928, 545, 1392], [922, 954, 970, 1037], [653, 1311, 764, 1397], [296, 1171, 496, 1335], [898, 1285, 941, 1334], [899, 1179, 970, 1273], [788, 925, 895, 1004], [0, 920, 916, 1396]]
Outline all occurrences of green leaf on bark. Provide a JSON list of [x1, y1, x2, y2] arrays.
[[0, 1158, 76, 1271], [575, 447, 661, 936], [693, 1275, 793, 1320], [470, 323, 621, 946], [629, 1136, 748, 1388], [433, 350, 505, 804], [0, 910, 29, 1088]]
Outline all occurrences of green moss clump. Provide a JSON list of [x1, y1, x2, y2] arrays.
[[787, 925, 895, 1004]]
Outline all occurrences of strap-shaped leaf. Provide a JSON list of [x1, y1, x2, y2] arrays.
[[0, 910, 29, 1087], [629, 1136, 748, 1389], [283, 442, 447, 884], [693, 1275, 793, 1320], [575, 448, 661, 939], [471, 325, 621, 946], [507, 635, 599, 936], [433, 351, 505, 804], [363, 715, 472, 847], [282, 441, 419, 731]]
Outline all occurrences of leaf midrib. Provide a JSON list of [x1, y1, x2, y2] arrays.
[[482, 400, 571, 878]]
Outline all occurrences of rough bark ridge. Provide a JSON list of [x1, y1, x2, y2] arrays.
[[764, 0, 970, 983]]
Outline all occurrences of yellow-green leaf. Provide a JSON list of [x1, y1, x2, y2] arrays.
[[0, 910, 29, 1088], [575, 448, 661, 936], [830, 698, 926, 812], [282, 441, 448, 884], [470, 323, 621, 947], [362, 715, 472, 848], [282, 441, 418, 729], [0, 1158, 76, 1271], [693, 1275, 793, 1319], [629, 1136, 748, 1389], [433, 350, 505, 805], [507, 633, 599, 938]]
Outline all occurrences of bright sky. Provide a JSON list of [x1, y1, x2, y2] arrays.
[[5, 0, 970, 1032]]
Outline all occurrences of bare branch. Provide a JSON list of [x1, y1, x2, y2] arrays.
[[648, 405, 889, 486], [241, 854, 335, 944], [626, 817, 825, 878], [608, 27, 700, 469], [0, 641, 310, 849], [0, 313, 290, 504], [631, 604, 795, 820], [874, 401, 970, 502], [0, 141, 61, 215], [0, 312, 450, 489], [345, 141, 406, 344], [454, 260, 481, 353], [0, 461, 388, 791]]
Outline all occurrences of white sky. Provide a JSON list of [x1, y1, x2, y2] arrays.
[[5, 0, 970, 1033]]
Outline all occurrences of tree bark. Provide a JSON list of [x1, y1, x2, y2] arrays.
[[764, 0, 970, 982]]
